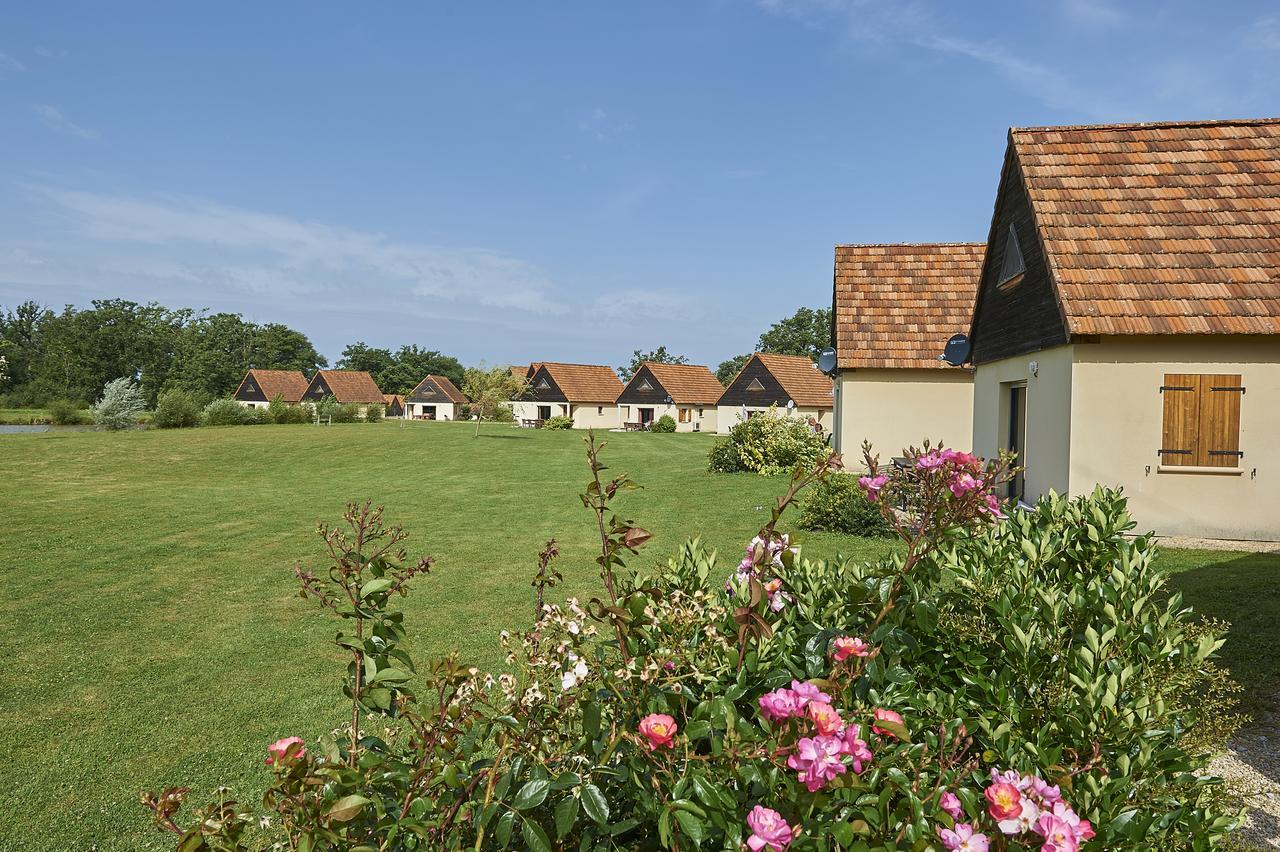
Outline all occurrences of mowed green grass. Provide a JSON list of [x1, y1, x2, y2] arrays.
[[0, 423, 1274, 849]]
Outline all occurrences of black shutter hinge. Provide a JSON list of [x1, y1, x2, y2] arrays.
[[1210, 386, 1246, 394], [1159, 385, 1195, 392]]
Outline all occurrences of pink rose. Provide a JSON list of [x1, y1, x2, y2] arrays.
[[916, 451, 945, 470], [979, 493, 1006, 519], [936, 822, 989, 852], [871, 707, 904, 736], [745, 805, 796, 851], [265, 736, 306, 766], [949, 472, 981, 497], [997, 796, 1040, 835], [1033, 812, 1080, 852], [984, 781, 1023, 822], [789, 680, 831, 707], [832, 636, 872, 661], [838, 723, 873, 773], [806, 700, 843, 736], [857, 474, 888, 501], [758, 688, 803, 722], [786, 735, 847, 791], [940, 791, 963, 819], [638, 713, 677, 751]]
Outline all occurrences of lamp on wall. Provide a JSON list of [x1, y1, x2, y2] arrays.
[[1028, 361, 1039, 377]]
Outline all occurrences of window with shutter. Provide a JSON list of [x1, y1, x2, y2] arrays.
[[1159, 373, 1243, 468]]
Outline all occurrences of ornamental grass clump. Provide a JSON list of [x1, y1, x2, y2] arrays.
[[143, 435, 1242, 850]]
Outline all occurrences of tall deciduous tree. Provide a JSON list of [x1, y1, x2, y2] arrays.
[[617, 346, 687, 382], [462, 366, 529, 437], [379, 346, 465, 395], [715, 354, 750, 386], [756, 307, 832, 361]]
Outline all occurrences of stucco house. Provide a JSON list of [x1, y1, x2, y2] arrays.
[[405, 374, 467, 420], [967, 118, 1280, 541], [830, 243, 983, 458], [300, 370, 385, 415], [617, 362, 722, 431], [717, 352, 835, 435], [509, 362, 623, 428], [233, 369, 310, 410]]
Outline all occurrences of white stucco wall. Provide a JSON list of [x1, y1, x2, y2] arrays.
[[620, 403, 717, 432], [716, 405, 832, 436], [835, 369, 973, 463], [571, 404, 623, 429], [406, 401, 458, 420]]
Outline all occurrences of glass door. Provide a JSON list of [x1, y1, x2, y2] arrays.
[[1006, 384, 1027, 501]]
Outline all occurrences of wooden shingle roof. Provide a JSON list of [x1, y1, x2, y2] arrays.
[[834, 243, 986, 369], [1008, 117, 1280, 335], [639, 362, 725, 405], [308, 370, 385, 404], [236, 369, 309, 403], [750, 352, 834, 408], [536, 362, 624, 403]]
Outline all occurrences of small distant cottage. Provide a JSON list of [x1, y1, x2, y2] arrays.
[[510, 362, 623, 428], [831, 243, 983, 458], [616, 362, 722, 431], [405, 374, 468, 420], [233, 369, 310, 410], [717, 352, 834, 435], [300, 370, 385, 415], [383, 394, 405, 418], [967, 118, 1280, 540]]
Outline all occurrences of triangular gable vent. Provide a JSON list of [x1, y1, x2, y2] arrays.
[[537, 378, 551, 389], [997, 223, 1026, 288], [747, 378, 766, 392], [638, 379, 654, 391]]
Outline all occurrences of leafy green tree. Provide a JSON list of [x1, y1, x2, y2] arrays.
[[756, 306, 832, 361], [715, 354, 750, 386], [336, 342, 395, 383], [91, 377, 146, 430], [378, 346, 465, 395], [462, 366, 529, 437], [253, 323, 327, 374], [617, 346, 687, 382]]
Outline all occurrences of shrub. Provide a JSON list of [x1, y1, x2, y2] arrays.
[[151, 389, 203, 429], [330, 403, 360, 423], [47, 399, 85, 426], [543, 414, 573, 430], [273, 404, 312, 425], [797, 472, 893, 537], [708, 407, 828, 474], [363, 404, 384, 423], [144, 439, 1242, 850], [202, 398, 249, 426], [91, 377, 145, 430], [650, 414, 677, 432], [491, 405, 514, 423]]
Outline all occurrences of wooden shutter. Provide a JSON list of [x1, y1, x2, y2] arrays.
[[1201, 374, 1243, 468], [1160, 374, 1200, 466]]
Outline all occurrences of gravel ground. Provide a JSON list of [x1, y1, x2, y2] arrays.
[[1151, 535, 1280, 554], [1212, 703, 1280, 849]]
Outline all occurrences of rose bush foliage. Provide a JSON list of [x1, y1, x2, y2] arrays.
[[145, 437, 1242, 850]]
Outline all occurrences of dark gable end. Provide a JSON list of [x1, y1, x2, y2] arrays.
[[526, 366, 568, 403], [617, 365, 670, 405], [234, 374, 267, 403], [718, 355, 792, 408], [302, 374, 330, 401], [407, 378, 454, 404], [969, 141, 1069, 365]]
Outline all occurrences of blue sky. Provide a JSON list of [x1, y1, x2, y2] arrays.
[[2, 1, 1279, 368]]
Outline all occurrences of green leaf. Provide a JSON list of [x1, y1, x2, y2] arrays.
[[494, 810, 515, 846], [521, 818, 552, 852], [513, 778, 550, 810], [674, 809, 705, 844], [360, 577, 393, 598], [369, 667, 411, 684], [582, 783, 610, 824], [326, 794, 371, 822], [555, 795, 579, 838], [874, 718, 912, 743]]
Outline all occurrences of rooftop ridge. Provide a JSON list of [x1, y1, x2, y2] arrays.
[[1011, 116, 1280, 134], [835, 241, 985, 249]]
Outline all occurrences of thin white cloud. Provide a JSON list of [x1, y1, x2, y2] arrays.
[[0, 50, 25, 72], [33, 105, 100, 140], [1244, 15, 1280, 52], [589, 289, 694, 323], [578, 107, 632, 142], [1059, 0, 1128, 29], [33, 46, 68, 59]]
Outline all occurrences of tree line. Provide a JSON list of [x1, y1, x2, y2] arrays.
[[0, 297, 831, 407]]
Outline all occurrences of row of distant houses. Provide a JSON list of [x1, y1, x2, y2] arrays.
[[234, 351, 835, 436]]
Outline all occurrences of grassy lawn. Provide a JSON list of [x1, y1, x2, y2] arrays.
[[0, 423, 1274, 849]]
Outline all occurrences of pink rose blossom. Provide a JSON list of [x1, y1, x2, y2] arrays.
[[1033, 812, 1079, 852], [940, 791, 964, 819], [936, 822, 990, 852], [1031, 776, 1062, 804], [857, 474, 888, 501], [838, 723, 873, 773], [265, 736, 306, 766], [916, 451, 945, 470], [979, 492, 1006, 519], [789, 680, 832, 707], [786, 735, 847, 791], [832, 636, 872, 661], [871, 707, 904, 736], [807, 700, 843, 736], [949, 472, 981, 497], [758, 688, 803, 722], [745, 805, 796, 851], [940, 448, 981, 470], [638, 713, 677, 751], [997, 796, 1040, 835], [984, 781, 1023, 822]]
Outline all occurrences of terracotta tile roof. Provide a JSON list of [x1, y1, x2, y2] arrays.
[[383, 394, 404, 407], [408, 374, 468, 405], [536, 362, 624, 403], [751, 352, 834, 408], [1009, 117, 1280, 335], [638, 362, 724, 404], [309, 370, 384, 404], [510, 365, 530, 380], [834, 243, 986, 369], [238, 369, 309, 403]]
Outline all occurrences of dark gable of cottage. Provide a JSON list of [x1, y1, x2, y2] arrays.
[[969, 143, 1069, 365], [234, 374, 267, 403], [301, 375, 331, 401], [385, 397, 404, 416], [718, 356, 792, 407], [617, 366, 671, 405], [526, 366, 569, 403], [407, 378, 454, 404]]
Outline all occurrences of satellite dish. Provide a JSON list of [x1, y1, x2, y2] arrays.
[[786, 399, 795, 410], [817, 347, 837, 375], [940, 334, 971, 367]]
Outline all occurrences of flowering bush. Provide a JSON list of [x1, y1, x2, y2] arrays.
[[708, 407, 829, 475], [144, 436, 1242, 850]]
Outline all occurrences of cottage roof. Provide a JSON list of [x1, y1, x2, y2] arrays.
[[635, 362, 724, 405], [750, 352, 834, 407], [408, 374, 468, 405], [533, 362, 624, 403], [834, 243, 986, 369], [308, 370, 384, 404], [236, 369, 309, 403]]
